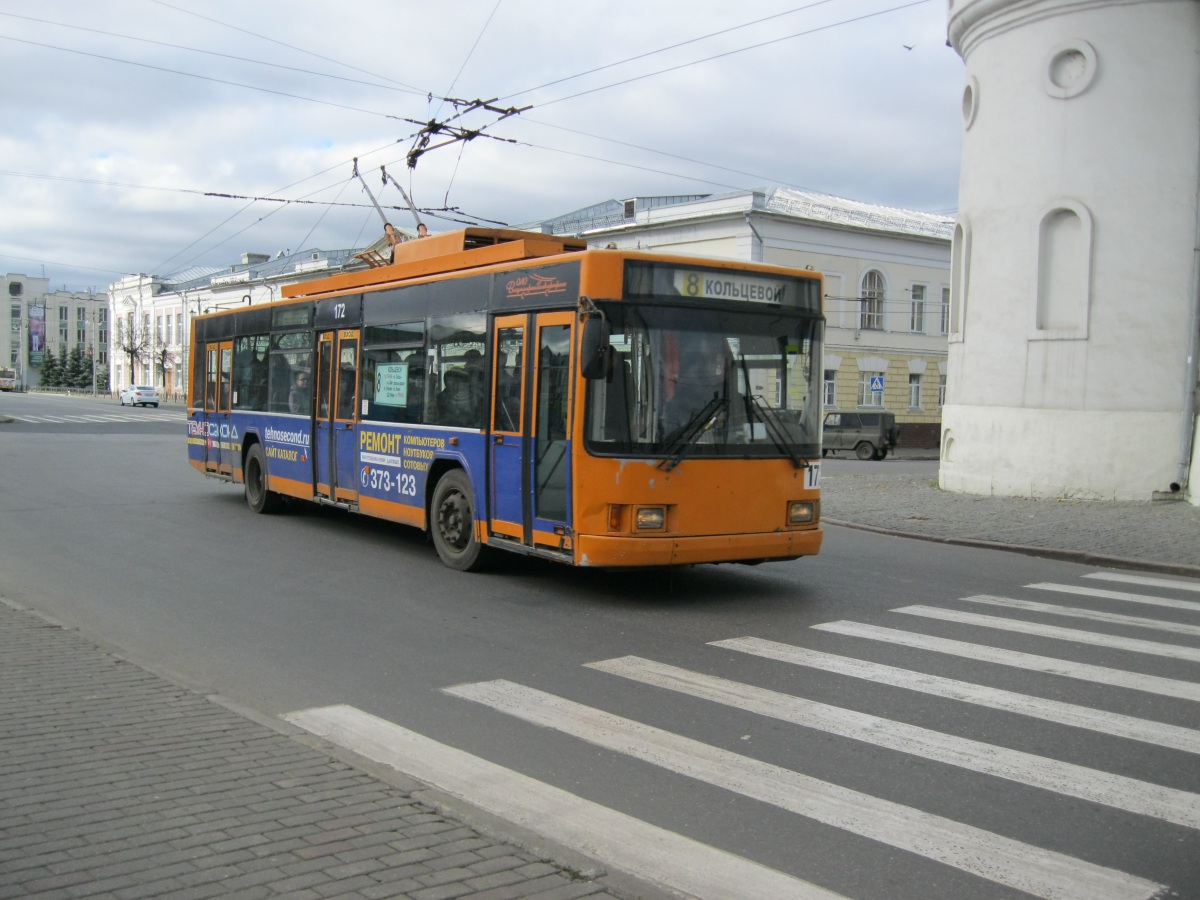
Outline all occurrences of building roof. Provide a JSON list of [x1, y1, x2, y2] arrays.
[[766, 188, 955, 239], [536, 188, 955, 241]]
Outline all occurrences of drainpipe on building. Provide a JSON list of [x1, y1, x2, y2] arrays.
[[744, 213, 764, 263], [1177, 159, 1200, 499]]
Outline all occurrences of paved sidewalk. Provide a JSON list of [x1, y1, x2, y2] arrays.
[[0, 599, 627, 900], [821, 461, 1200, 576]]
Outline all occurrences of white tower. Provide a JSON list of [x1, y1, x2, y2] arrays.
[[942, 0, 1200, 504]]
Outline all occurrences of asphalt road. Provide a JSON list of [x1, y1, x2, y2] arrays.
[[1, 393, 1196, 899]]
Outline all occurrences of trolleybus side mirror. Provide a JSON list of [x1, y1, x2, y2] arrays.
[[579, 315, 610, 380]]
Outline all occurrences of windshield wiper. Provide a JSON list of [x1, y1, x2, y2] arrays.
[[658, 394, 726, 472], [734, 354, 807, 470], [744, 393, 807, 470]]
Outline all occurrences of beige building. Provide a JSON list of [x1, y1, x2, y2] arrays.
[[7, 272, 109, 390], [537, 189, 954, 446]]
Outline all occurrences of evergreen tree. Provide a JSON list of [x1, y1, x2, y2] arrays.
[[94, 365, 110, 393], [39, 346, 61, 388], [65, 345, 89, 389]]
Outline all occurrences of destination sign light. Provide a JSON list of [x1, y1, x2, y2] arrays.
[[673, 270, 786, 304]]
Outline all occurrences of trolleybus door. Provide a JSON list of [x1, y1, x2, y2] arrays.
[[489, 312, 573, 549], [202, 340, 234, 475], [489, 317, 526, 539], [314, 329, 361, 503]]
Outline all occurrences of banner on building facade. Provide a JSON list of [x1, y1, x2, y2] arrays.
[[28, 304, 46, 365]]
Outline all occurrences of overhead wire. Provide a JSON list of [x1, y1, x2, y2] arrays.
[[146, 0, 425, 93], [534, 0, 935, 108], [0, 35, 408, 121], [497, 0, 840, 102], [0, 11, 423, 96]]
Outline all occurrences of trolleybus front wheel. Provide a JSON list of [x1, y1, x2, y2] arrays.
[[430, 469, 489, 572], [244, 443, 282, 514]]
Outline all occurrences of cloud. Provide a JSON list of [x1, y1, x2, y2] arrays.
[[0, 0, 964, 290]]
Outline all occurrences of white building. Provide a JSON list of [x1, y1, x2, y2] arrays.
[[943, 0, 1200, 503], [7, 272, 109, 390], [538, 189, 954, 445]]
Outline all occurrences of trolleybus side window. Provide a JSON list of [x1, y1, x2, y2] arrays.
[[268, 332, 313, 414], [427, 314, 486, 428], [232, 335, 269, 411], [362, 322, 425, 425]]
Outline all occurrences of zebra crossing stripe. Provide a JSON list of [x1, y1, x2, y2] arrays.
[[587, 656, 1200, 829], [284, 704, 846, 900], [964, 595, 1200, 637], [895, 606, 1200, 663], [1029, 582, 1200, 613], [444, 681, 1163, 900], [710, 637, 1200, 754], [1086, 572, 1200, 593], [810, 621, 1200, 702]]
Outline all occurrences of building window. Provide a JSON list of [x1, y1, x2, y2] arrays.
[[76, 326, 86, 347], [165, 314, 173, 345], [156, 315, 163, 344], [909, 373, 922, 408], [939, 374, 947, 408], [823, 369, 837, 407], [860, 270, 884, 330], [858, 371, 884, 407], [940, 287, 950, 335], [909, 285, 925, 333]]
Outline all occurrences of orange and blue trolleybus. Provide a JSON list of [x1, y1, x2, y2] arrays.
[[187, 228, 824, 570]]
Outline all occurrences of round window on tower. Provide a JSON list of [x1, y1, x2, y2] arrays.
[[962, 75, 979, 130], [1044, 39, 1097, 99]]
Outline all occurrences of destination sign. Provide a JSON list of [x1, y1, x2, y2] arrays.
[[673, 270, 786, 304]]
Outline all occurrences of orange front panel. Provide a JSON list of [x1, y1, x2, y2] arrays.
[[573, 456, 819, 539]]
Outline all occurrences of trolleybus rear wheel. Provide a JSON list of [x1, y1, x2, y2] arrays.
[[431, 469, 488, 571], [244, 443, 282, 514]]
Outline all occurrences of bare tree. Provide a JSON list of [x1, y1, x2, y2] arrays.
[[153, 346, 175, 395], [113, 318, 150, 387]]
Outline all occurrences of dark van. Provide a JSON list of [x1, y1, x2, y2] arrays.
[[822, 411, 899, 460]]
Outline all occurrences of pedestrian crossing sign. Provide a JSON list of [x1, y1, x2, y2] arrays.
[[870, 375, 884, 392]]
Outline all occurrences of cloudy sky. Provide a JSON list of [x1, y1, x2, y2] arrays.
[[0, 0, 965, 292]]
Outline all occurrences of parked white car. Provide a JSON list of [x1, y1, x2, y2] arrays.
[[119, 385, 160, 407]]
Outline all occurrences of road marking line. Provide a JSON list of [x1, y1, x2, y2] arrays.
[[588, 656, 1200, 829], [1030, 582, 1200, 613], [964, 595, 1200, 637], [284, 704, 844, 900], [1086, 572, 1200, 593], [810, 621, 1200, 702], [895, 606, 1200, 663], [710, 637, 1200, 754], [443, 681, 1163, 900]]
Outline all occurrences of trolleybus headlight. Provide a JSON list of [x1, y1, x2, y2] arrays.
[[636, 507, 665, 530], [788, 501, 816, 524]]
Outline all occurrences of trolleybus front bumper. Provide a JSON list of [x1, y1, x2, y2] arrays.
[[575, 528, 822, 568]]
